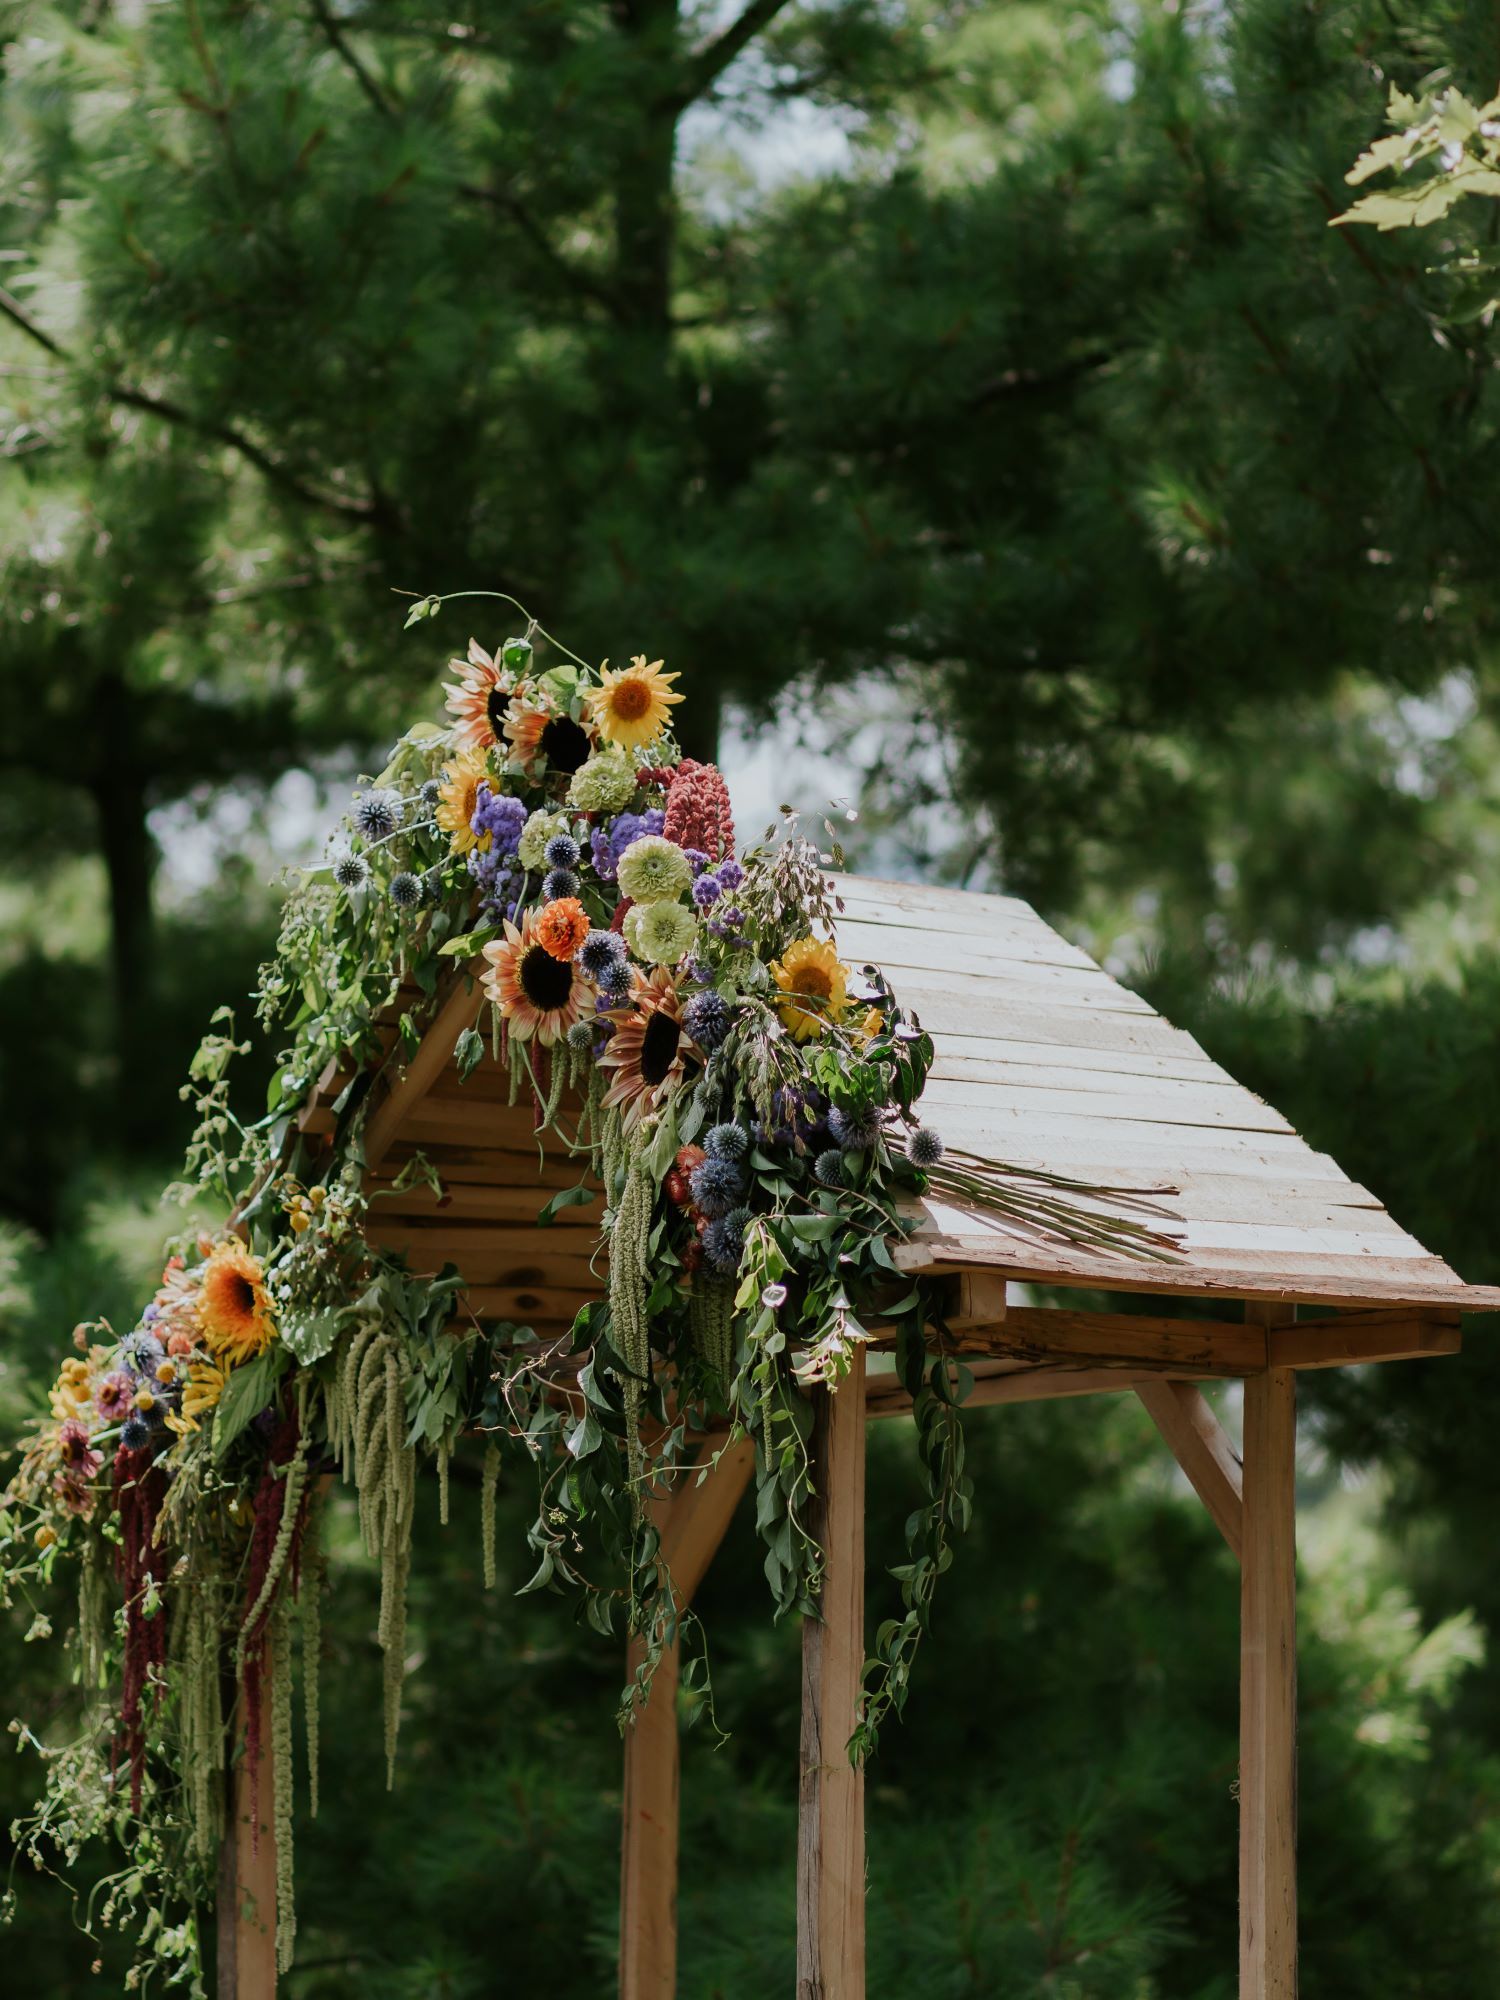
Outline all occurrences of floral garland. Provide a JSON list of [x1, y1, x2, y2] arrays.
[[0, 593, 1179, 1986]]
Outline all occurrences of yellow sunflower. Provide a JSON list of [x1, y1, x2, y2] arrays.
[[196, 1245, 277, 1365], [435, 752, 492, 855], [771, 935, 848, 1042], [482, 909, 590, 1045], [599, 967, 698, 1130], [443, 640, 512, 750], [165, 1360, 228, 1437], [587, 656, 683, 751]]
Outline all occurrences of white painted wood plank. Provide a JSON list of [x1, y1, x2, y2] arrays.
[[916, 1074, 1294, 1135], [928, 1034, 1228, 1086]]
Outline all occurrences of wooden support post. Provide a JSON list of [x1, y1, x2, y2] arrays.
[[797, 1345, 867, 2000], [619, 1439, 755, 2000], [1240, 1304, 1298, 1998], [1136, 1378, 1244, 1562], [217, 1744, 277, 1999]]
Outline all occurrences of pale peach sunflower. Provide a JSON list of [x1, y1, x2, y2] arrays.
[[504, 693, 595, 777], [482, 909, 590, 1045], [444, 640, 512, 750], [196, 1244, 278, 1366], [599, 967, 699, 1130]]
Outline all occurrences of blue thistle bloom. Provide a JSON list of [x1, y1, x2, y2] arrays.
[[389, 871, 423, 910], [690, 1155, 745, 1218], [704, 1122, 749, 1164], [120, 1414, 151, 1453], [829, 1105, 878, 1150], [566, 1018, 596, 1052], [907, 1126, 945, 1168], [353, 787, 402, 841], [542, 868, 580, 901], [418, 778, 442, 809], [682, 989, 731, 1050], [544, 833, 581, 871], [702, 1206, 750, 1276], [813, 1148, 848, 1189], [580, 929, 627, 978], [597, 957, 633, 1000], [332, 850, 369, 891], [692, 872, 723, 909]]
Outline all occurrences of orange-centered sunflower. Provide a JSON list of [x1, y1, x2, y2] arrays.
[[587, 656, 683, 751], [444, 640, 512, 750], [196, 1245, 277, 1365], [599, 967, 698, 1129], [483, 910, 590, 1044], [771, 935, 848, 1042]]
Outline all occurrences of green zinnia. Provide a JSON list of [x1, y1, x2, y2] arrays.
[[625, 899, 699, 966], [518, 808, 571, 873], [617, 834, 691, 905], [567, 750, 638, 815]]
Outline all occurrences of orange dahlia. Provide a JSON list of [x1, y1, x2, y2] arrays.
[[534, 896, 590, 961], [482, 909, 590, 1044], [587, 656, 683, 751], [599, 967, 698, 1130], [444, 640, 512, 750], [196, 1244, 277, 1365]]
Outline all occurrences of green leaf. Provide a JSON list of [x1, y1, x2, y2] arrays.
[[212, 1350, 284, 1460], [439, 927, 499, 958], [537, 1183, 598, 1227], [567, 1411, 603, 1460], [454, 1026, 485, 1081], [282, 1309, 340, 1367]]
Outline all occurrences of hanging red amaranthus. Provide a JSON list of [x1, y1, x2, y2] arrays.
[[240, 1407, 312, 1831], [114, 1444, 169, 1813], [662, 758, 735, 862]]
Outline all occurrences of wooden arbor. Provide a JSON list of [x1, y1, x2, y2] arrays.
[[228, 875, 1500, 2000]]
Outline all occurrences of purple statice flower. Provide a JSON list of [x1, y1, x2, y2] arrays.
[[716, 856, 744, 892], [471, 784, 527, 856], [707, 904, 744, 940], [682, 847, 711, 876], [692, 872, 723, 909], [590, 825, 615, 881], [681, 955, 713, 986], [141, 1302, 160, 1325]]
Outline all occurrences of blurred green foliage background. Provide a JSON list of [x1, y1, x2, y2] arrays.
[[4, 0, 1500, 1990]]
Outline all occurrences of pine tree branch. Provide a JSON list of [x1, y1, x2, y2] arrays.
[[308, 0, 399, 120], [457, 181, 623, 317], [675, 0, 797, 107], [1, 282, 383, 521]]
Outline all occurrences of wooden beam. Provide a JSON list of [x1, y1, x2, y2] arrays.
[[217, 1741, 278, 1999], [1240, 1304, 1298, 1997], [1268, 1314, 1460, 1369], [864, 1358, 1165, 1419], [933, 1304, 1266, 1375], [797, 1347, 867, 2000], [1135, 1379, 1244, 1562], [363, 975, 483, 1173], [619, 1439, 755, 2000]]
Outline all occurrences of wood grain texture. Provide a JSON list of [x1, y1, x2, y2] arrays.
[[619, 1441, 755, 2000], [797, 1348, 867, 2000], [1136, 1380, 1244, 1560], [218, 1746, 278, 1999], [363, 975, 484, 1171], [1240, 1306, 1298, 1998]]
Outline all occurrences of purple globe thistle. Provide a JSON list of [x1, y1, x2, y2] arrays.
[[907, 1126, 945, 1168], [704, 1121, 749, 1164], [682, 989, 732, 1050], [702, 1206, 750, 1275], [332, 850, 369, 891], [544, 833, 581, 871], [566, 1018, 596, 1053], [579, 929, 628, 979], [120, 1414, 152, 1453], [418, 777, 443, 810], [692, 872, 723, 909], [690, 1155, 745, 1219], [716, 856, 745, 892], [389, 871, 423, 910], [813, 1148, 848, 1189], [597, 957, 633, 1000], [471, 785, 528, 855], [542, 868, 580, 901], [829, 1105, 879, 1150], [353, 787, 403, 842]]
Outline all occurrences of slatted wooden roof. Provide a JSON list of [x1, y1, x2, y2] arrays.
[[297, 872, 1500, 1330], [832, 875, 1500, 1311]]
